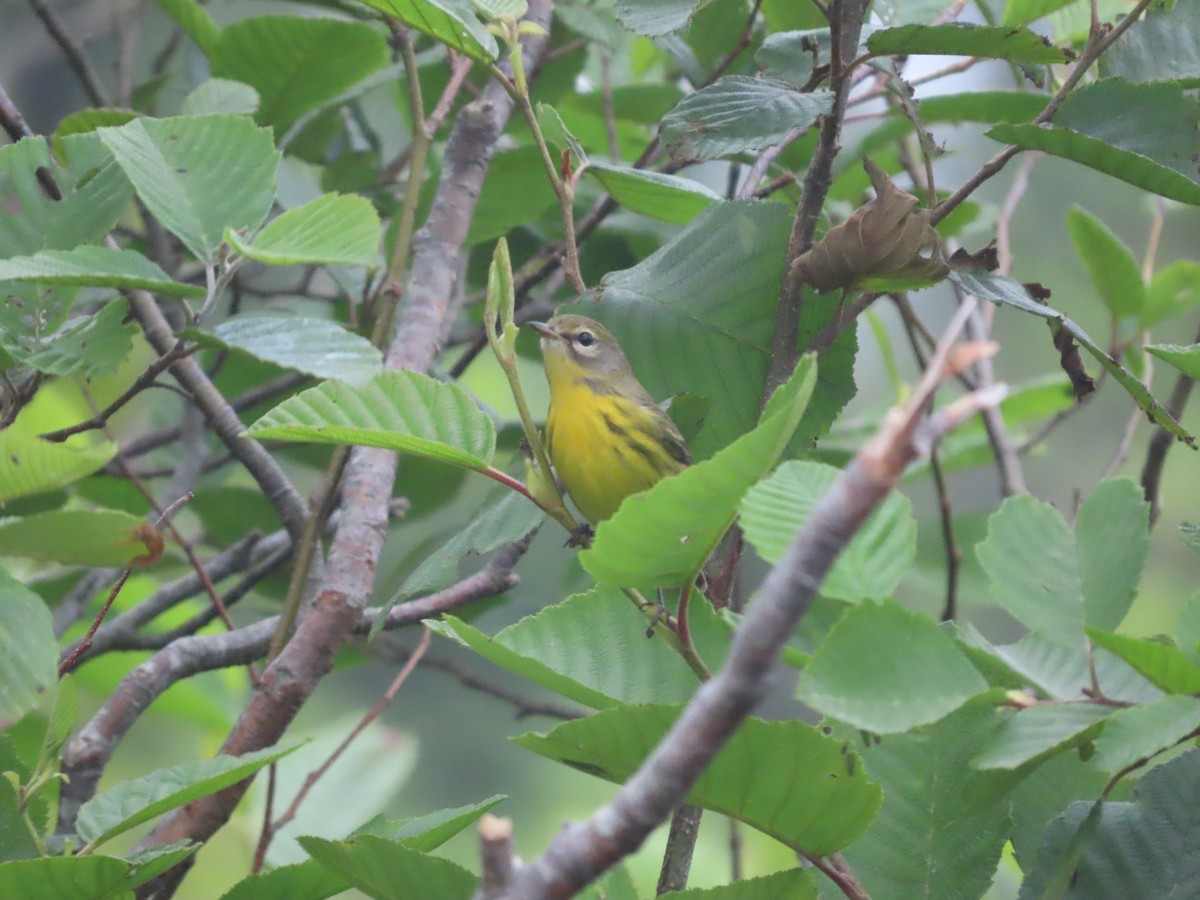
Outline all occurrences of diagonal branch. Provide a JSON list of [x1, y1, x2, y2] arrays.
[[496, 303, 1006, 898]]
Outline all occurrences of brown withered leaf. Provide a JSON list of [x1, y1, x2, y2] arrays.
[[948, 244, 999, 272], [126, 522, 165, 567], [1051, 324, 1097, 400], [793, 157, 949, 293]]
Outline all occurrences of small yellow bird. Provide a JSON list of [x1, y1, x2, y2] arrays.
[[530, 315, 692, 525]]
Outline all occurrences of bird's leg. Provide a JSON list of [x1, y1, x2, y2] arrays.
[[565, 523, 594, 548], [645, 587, 669, 638]]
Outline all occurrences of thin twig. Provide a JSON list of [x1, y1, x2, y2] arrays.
[[41, 341, 195, 442], [267, 629, 432, 842], [25, 0, 110, 106], [1141, 319, 1200, 525], [414, 653, 583, 720], [58, 493, 193, 676], [896, 300, 960, 620], [700, 0, 764, 87], [600, 52, 619, 163]]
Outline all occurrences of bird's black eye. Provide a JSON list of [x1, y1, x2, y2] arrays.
[[576, 331, 595, 347]]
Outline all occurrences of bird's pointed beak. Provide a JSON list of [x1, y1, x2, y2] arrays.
[[528, 321, 556, 340]]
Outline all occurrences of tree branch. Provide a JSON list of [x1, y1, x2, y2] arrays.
[[765, 0, 871, 398], [132, 14, 553, 868], [57, 537, 532, 839]]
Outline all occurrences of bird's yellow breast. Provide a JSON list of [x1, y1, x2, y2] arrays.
[[545, 369, 682, 524]]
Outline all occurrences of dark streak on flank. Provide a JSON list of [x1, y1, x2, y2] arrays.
[[602, 411, 627, 438], [627, 438, 664, 468]]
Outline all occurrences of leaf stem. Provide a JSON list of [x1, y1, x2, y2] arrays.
[[490, 63, 585, 293], [375, 24, 434, 344]]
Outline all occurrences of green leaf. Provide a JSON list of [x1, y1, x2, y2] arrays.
[[0, 433, 117, 504], [209, 17, 390, 131], [465, 146, 559, 245], [1066, 205, 1146, 320], [0, 135, 132, 257], [0, 856, 132, 900], [585, 162, 721, 224], [207, 316, 381, 388], [180, 78, 260, 116], [951, 268, 1196, 448], [1008, 751, 1116, 874], [1018, 749, 1200, 899], [220, 863, 347, 900], [1144, 260, 1200, 327], [0, 246, 203, 298], [1002, 0, 1077, 26], [661, 78, 834, 161], [514, 706, 882, 854], [740, 460, 916, 603], [987, 120, 1200, 205], [977, 493, 1083, 643], [34, 675, 78, 775], [222, 798, 504, 900], [988, 80, 1200, 205], [230, 193, 380, 267], [917, 90, 1044, 124], [578, 200, 854, 460], [246, 371, 496, 470], [52, 111, 139, 152], [1086, 629, 1200, 694], [1100, 0, 1200, 87], [1076, 479, 1149, 632], [660, 869, 817, 899], [154, 0, 220, 55], [438, 585, 700, 709], [124, 842, 201, 889], [98, 116, 279, 262], [841, 702, 1013, 900], [76, 744, 299, 849], [798, 600, 989, 733], [961, 627, 1163, 705], [385, 488, 543, 608], [0, 509, 161, 568], [580, 355, 816, 588], [614, 0, 699, 36], [359, 0, 498, 63], [1091, 695, 1200, 775], [755, 29, 830, 89], [300, 836, 475, 900], [14, 300, 136, 378], [973, 704, 1111, 770], [0, 566, 57, 727], [359, 796, 508, 849], [1148, 343, 1200, 381], [867, 23, 1070, 63]]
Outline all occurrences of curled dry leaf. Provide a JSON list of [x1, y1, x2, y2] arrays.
[[126, 522, 165, 567], [792, 157, 949, 293], [1051, 325, 1098, 400]]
